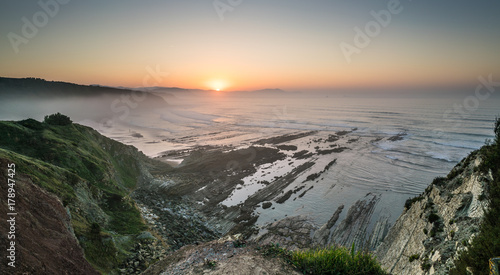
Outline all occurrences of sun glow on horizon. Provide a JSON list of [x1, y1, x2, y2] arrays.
[[207, 79, 230, 91]]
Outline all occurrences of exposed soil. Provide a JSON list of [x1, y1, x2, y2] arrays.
[[0, 158, 99, 275]]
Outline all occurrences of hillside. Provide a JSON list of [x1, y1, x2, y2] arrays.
[[0, 77, 158, 101], [0, 116, 169, 273], [0, 77, 169, 122]]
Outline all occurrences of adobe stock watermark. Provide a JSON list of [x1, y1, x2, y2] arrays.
[[209, 104, 295, 188], [443, 74, 500, 124], [213, 0, 243, 21], [340, 0, 404, 64], [376, 74, 499, 196], [98, 65, 169, 131], [7, 0, 71, 54], [414, 74, 499, 178]]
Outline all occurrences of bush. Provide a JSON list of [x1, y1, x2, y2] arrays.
[[428, 213, 440, 223], [44, 112, 72, 126], [421, 259, 431, 272], [19, 118, 44, 130], [431, 176, 447, 186], [404, 195, 423, 210], [409, 254, 420, 262]]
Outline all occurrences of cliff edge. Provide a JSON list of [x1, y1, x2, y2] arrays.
[[376, 145, 497, 274]]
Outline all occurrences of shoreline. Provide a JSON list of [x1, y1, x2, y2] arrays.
[[136, 129, 415, 251]]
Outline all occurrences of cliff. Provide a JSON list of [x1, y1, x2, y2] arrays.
[[375, 147, 496, 274]]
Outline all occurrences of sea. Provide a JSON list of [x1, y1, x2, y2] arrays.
[[1, 90, 499, 235]]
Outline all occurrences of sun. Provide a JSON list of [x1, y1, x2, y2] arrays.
[[207, 79, 229, 92]]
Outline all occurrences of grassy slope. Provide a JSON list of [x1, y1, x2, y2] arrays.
[[0, 118, 150, 273], [262, 243, 387, 275]]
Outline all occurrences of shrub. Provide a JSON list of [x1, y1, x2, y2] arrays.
[[431, 176, 447, 186], [428, 213, 440, 223], [421, 259, 431, 272], [404, 195, 423, 210], [19, 118, 44, 130], [204, 259, 217, 268], [44, 112, 72, 126], [409, 254, 420, 262]]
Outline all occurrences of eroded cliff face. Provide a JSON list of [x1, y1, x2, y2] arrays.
[[0, 158, 99, 275], [375, 151, 491, 274]]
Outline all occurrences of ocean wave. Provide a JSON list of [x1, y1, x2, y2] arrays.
[[373, 143, 457, 163]]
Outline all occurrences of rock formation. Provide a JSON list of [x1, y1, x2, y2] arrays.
[[375, 151, 491, 274]]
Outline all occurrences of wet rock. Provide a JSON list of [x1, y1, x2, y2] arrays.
[[313, 205, 344, 245], [277, 145, 298, 151], [329, 193, 380, 248], [262, 202, 273, 209]]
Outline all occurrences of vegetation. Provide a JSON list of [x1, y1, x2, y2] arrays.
[[0, 115, 150, 273], [420, 258, 431, 272], [44, 112, 73, 126], [431, 176, 447, 187], [404, 195, 424, 210], [262, 243, 387, 275], [427, 213, 440, 223], [409, 254, 420, 262], [450, 117, 500, 274], [426, 211, 444, 237], [204, 259, 218, 268]]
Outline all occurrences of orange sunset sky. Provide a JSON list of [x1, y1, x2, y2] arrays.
[[1, 1, 500, 92]]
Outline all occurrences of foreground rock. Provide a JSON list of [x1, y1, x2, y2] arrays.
[[375, 151, 490, 274], [143, 235, 301, 275]]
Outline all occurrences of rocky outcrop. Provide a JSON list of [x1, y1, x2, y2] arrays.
[[143, 235, 301, 275], [253, 215, 318, 250], [375, 151, 491, 274]]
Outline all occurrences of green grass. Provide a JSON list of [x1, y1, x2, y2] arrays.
[[0, 148, 78, 205], [0, 117, 150, 273], [262, 243, 387, 275]]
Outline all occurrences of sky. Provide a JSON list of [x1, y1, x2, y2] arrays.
[[1, 0, 500, 92]]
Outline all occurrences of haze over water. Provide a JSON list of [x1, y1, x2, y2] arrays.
[[2, 90, 498, 232]]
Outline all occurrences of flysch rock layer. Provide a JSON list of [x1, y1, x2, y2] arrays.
[[375, 151, 491, 274]]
